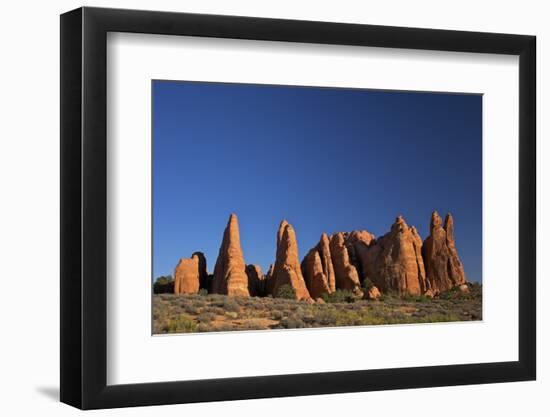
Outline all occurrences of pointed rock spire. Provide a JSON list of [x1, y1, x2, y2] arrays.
[[302, 251, 330, 299], [359, 215, 428, 295], [422, 211, 466, 293], [329, 232, 362, 293], [302, 233, 335, 299], [269, 220, 311, 301], [277, 219, 289, 247], [211, 214, 250, 296]]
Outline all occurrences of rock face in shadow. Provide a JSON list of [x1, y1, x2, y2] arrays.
[[422, 212, 467, 293], [343, 230, 376, 282], [359, 216, 428, 295], [329, 232, 363, 294], [246, 264, 265, 297], [302, 233, 335, 299], [211, 214, 250, 297], [192, 251, 210, 291], [269, 220, 312, 301], [173, 255, 201, 294]]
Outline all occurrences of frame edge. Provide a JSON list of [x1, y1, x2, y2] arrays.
[[60, 7, 84, 409]]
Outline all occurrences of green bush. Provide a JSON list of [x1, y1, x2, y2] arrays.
[[362, 277, 374, 291], [153, 275, 174, 294], [276, 284, 296, 300], [322, 289, 356, 304], [400, 293, 430, 302]]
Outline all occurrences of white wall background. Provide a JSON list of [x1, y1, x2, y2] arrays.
[[0, 0, 546, 415]]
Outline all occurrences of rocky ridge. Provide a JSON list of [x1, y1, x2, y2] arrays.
[[170, 211, 468, 300]]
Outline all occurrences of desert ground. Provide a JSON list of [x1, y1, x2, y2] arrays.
[[153, 283, 481, 334]]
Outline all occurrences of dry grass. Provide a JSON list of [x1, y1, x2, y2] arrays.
[[153, 283, 482, 334]]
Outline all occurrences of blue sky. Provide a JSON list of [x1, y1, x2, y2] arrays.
[[153, 81, 482, 282]]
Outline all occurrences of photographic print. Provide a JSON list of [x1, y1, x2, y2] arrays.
[[152, 81, 482, 334]]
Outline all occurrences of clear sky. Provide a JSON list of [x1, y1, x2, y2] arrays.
[[153, 81, 482, 282]]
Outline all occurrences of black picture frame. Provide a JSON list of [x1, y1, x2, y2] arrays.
[[60, 6, 536, 410]]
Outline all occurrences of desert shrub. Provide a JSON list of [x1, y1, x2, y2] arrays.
[[225, 311, 239, 319], [239, 319, 270, 331], [198, 288, 208, 296], [197, 312, 217, 323], [438, 286, 470, 301], [208, 294, 227, 305], [347, 302, 367, 311], [183, 304, 201, 315], [157, 293, 172, 302], [163, 315, 197, 333], [222, 298, 241, 313], [248, 300, 268, 310], [314, 309, 339, 326], [401, 293, 413, 301], [301, 314, 317, 325], [414, 295, 431, 303], [279, 315, 306, 329], [401, 293, 430, 303], [234, 296, 253, 307], [192, 298, 207, 308], [210, 307, 226, 315], [215, 323, 235, 332], [415, 313, 462, 323], [362, 277, 374, 291], [153, 276, 174, 294], [276, 284, 296, 300], [197, 322, 215, 332], [271, 310, 284, 320], [322, 289, 356, 304]]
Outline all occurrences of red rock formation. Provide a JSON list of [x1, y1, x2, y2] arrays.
[[302, 233, 335, 298], [359, 216, 428, 295], [422, 212, 467, 293], [211, 214, 250, 297], [173, 255, 201, 294], [245, 264, 265, 297], [270, 220, 312, 301], [329, 232, 362, 294], [302, 250, 331, 299], [365, 286, 381, 300]]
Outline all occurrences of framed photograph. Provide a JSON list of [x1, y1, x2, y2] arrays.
[[60, 6, 536, 409]]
